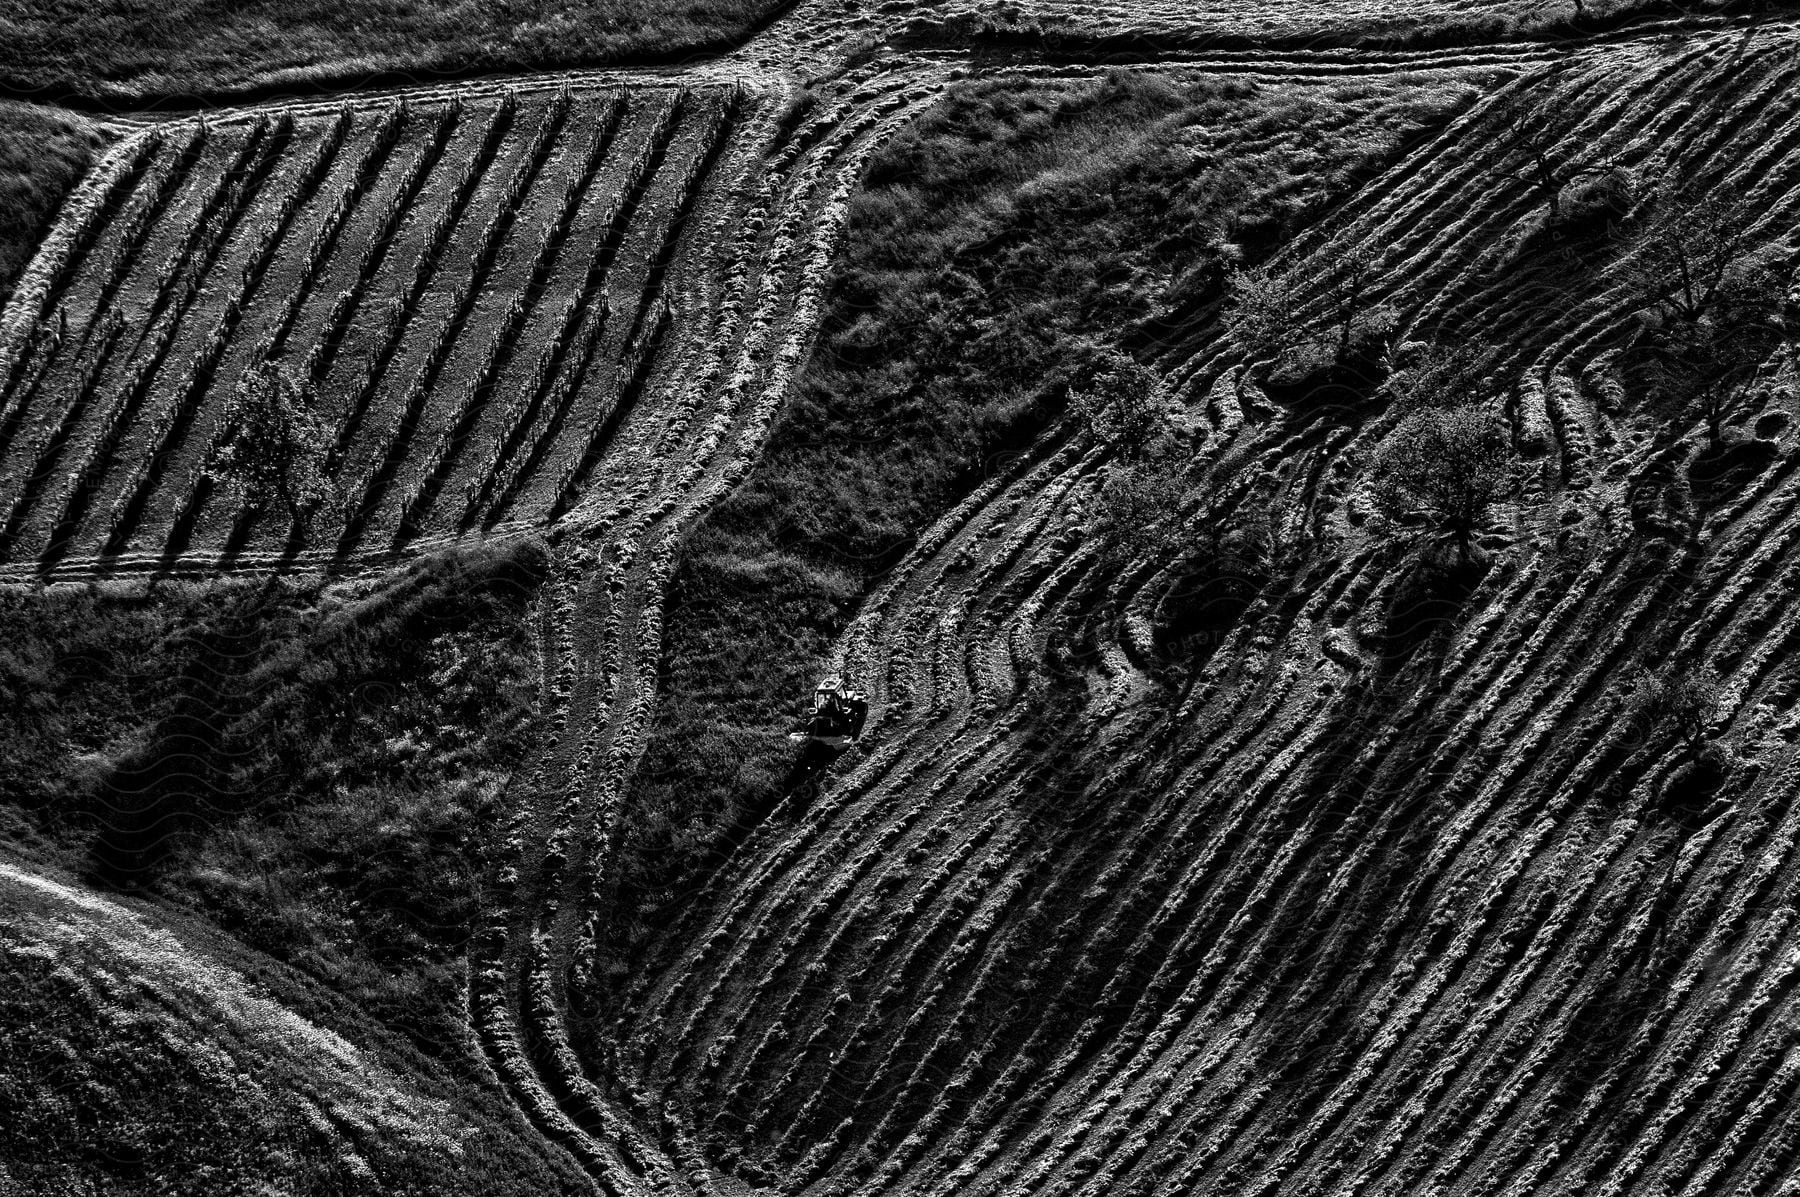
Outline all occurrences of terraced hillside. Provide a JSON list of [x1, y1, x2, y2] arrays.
[[580, 21, 1800, 1197], [6, 0, 1800, 1194], [0, 81, 773, 576]]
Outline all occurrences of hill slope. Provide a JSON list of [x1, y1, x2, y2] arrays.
[[586, 23, 1800, 1197], [3, 3, 1800, 1196]]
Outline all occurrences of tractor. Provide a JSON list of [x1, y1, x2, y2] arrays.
[[781, 675, 869, 800], [789, 676, 868, 751]]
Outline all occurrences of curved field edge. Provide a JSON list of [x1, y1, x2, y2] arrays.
[[461, 63, 964, 1186], [0, 103, 114, 305]]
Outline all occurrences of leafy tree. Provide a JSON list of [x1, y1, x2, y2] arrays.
[[1090, 460, 1186, 561], [1370, 403, 1518, 566], [207, 361, 333, 521], [1625, 664, 1719, 762], [1068, 347, 1173, 460], [1224, 263, 1303, 376]]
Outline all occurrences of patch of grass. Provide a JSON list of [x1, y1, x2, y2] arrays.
[[0, 910, 590, 1197], [0, 100, 112, 302], [0, 539, 585, 1192], [601, 70, 1471, 980], [0, 537, 547, 1053], [0, 0, 782, 99]]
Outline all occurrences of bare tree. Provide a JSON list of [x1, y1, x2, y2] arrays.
[[1226, 247, 1392, 382], [1644, 317, 1773, 451], [207, 360, 334, 521], [1480, 104, 1610, 220], [1370, 403, 1518, 566], [1325, 243, 1387, 361], [1626, 187, 1790, 448], [1629, 187, 1768, 325]]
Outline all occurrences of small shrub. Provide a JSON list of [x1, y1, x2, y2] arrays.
[[1089, 458, 1186, 562], [1068, 347, 1175, 460], [1383, 337, 1503, 415], [1624, 664, 1719, 762], [1552, 165, 1635, 238]]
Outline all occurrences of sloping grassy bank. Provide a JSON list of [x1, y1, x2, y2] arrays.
[[0, 100, 112, 300], [599, 68, 1475, 984], [0, 852, 590, 1197], [0, 540, 546, 1052], [0, 538, 590, 1192]]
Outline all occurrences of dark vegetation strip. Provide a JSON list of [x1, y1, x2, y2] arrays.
[[891, 0, 1783, 60], [45, 312, 173, 561], [595, 70, 1472, 988], [392, 290, 536, 548], [1, 126, 147, 359], [495, 91, 687, 522], [121, 121, 272, 365], [50, 126, 198, 365], [162, 106, 420, 565], [447, 97, 626, 527], [231, 110, 352, 321], [550, 297, 674, 521], [0, 317, 129, 560], [262, 107, 392, 362], [547, 92, 739, 521], [463, 95, 679, 530], [480, 290, 611, 530], [0, 0, 1770, 116], [77, 120, 338, 563], [67, 118, 310, 565], [316, 101, 476, 463]]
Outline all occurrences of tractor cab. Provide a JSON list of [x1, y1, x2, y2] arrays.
[[788, 676, 868, 750]]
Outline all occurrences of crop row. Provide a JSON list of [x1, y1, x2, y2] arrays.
[[558, 32, 1800, 1197]]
